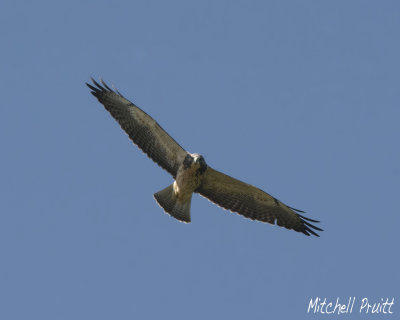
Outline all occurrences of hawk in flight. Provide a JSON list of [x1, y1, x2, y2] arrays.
[[87, 78, 322, 236]]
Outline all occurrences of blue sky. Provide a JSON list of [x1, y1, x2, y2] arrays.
[[1, 1, 399, 319]]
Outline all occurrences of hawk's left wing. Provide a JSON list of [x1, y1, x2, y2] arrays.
[[87, 78, 188, 178], [196, 167, 322, 236]]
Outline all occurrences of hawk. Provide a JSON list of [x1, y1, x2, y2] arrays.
[[87, 78, 322, 236]]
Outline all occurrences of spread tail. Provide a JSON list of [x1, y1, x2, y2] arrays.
[[153, 184, 191, 223]]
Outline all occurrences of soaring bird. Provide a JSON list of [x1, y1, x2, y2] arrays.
[[86, 78, 322, 236]]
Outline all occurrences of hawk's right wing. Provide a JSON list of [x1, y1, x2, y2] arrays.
[[197, 167, 322, 236], [87, 78, 188, 178]]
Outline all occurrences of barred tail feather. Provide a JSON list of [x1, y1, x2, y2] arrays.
[[153, 185, 191, 223]]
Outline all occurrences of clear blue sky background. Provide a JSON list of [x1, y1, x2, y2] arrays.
[[1, 1, 399, 319]]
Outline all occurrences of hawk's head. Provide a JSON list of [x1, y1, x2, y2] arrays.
[[183, 153, 207, 175]]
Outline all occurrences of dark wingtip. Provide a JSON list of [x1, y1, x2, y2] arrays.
[[287, 205, 322, 237], [86, 77, 124, 97], [303, 227, 320, 237], [91, 77, 104, 90], [86, 82, 99, 92], [303, 220, 323, 231], [297, 213, 323, 237], [100, 78, 113, 92], [288, 205, 306, 213], [298, 213, 320, 223]]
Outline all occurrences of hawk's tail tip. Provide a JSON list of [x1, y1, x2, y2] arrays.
[[154, 184, 191, 223]]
